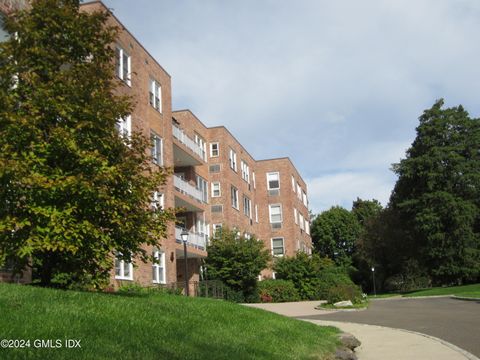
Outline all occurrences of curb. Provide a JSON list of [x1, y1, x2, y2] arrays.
[[309, 320, 480, 360], [451, 295, 480, 302]]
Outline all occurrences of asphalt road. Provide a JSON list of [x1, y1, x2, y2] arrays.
[[298, 297, 480, 357]]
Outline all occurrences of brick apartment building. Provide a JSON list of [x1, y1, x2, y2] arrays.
[[0, 0, 312, 290]]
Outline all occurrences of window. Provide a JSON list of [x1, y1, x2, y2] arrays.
[[269, 204, 282, 223], [271, 238, 285, 256], [231, 186, 239, 209], [211, 182, 221, 197], [291, 176, 296, 192], [194, 133, 206, 160], [229, 148, 237, 171], [209, 164, 220, 173], [294, 208, 298, 225], [303, 191, 308, 207], [305, 220, 310, 235], [252, 171, 256, 189], [116, 115, 131, 138], [151, 191, 164, 210], [115, 253, 133, 280], [210, 142, 219, 157], [211, 205, 223, 213], [267, 172, 280, 189], [152, 250, 166, 284], [149, 79, 162, 112], [299, 213, 305, 230], [196, 175, 208, 203], [241, 161, 250, 183], [297, 183, 302, 200], [212, 224, 222, 235], [243, 196, 251, 218], [255, 204, 259, 223], [0, 16, 8, 42], [150, 132, 163, 165], [115, 46, 131, 85]]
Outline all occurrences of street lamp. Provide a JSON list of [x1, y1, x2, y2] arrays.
[[181, 229, 189, 296], [371, 267, 376, 297]]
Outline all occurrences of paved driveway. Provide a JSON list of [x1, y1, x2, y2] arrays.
[[298, 297, 480, 357]]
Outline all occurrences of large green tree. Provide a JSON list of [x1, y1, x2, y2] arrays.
[[390, 100, 480, 284], [204, 228, 270, 301], [0, 0, 173, 288], [311, 206, 361, 266]]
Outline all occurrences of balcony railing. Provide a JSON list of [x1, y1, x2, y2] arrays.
[[174, 175, 204, 203], [172, 124, 206, 161], [175, 226, 208, 250]]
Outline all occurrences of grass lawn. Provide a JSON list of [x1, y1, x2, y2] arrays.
[[403, 283, 480, 298], [0, 283, 339, 360]]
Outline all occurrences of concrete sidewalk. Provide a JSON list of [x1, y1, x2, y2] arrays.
[[246, 301, 479, 360]]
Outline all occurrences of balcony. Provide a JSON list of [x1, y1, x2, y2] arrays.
[[175, 226, 208, 251], [172, 124, 206, 166], [174, 175, 204, 203]]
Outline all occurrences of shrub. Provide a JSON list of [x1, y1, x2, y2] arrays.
[[258, 280, 300, 303], [326, 283, 363, 304]]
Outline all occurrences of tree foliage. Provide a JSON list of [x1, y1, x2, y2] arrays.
[[0, 0, 174, 288], [311, 206, 361, 266], [204, 228, 270, 301], [390, 99, 480, 285]]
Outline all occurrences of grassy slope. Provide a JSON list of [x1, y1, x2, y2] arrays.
[[0, 284, 339, 360], [404, 283, 480, 298]]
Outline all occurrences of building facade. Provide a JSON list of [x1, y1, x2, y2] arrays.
[[1, 1, 313, 291]]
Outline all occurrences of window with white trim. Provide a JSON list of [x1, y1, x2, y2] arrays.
[[115, 253, 133, 280], [210, 142, 219, 157], [211, 182, 221, 197], [269, 204, 282, 223], [229, 148, 237, 171], [297, 183, 302, 200], [302, 191, 308, 207], [252, 171, 256, 189], [243, 196, 251, 218], [115, 46, 131, 86], [149, 79, 162, 112], [151, 132, 163, 165], [151, 191, 164, 211], [241, 161, 250, 183], [196, 175, 208, 203], [267, 172, 280, 190], [0, 17, 8, 42], [271, 238, 285, 256], [305, 220, 310, 235], [294, 208, 298, 224], [231, 186, 239, 209], [152, 249, 166, 284], [291, 176, 296, 192], [116, 115, 131, 139], [194, 133, 207, 160], [299, 213, 305, 230], [255, 204, 259, 223], [212, 224, 222, 235]]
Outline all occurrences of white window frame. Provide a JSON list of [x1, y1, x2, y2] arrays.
[[115, 45, 131, 86], [252, 171, 256, 189], [151, 132, 163, 165], [305, 220, 310, 235], [151, 191, 164, 211], [271, 237, 285, 257], [294, 208, 298, 225], [267, 172, 280, 190], [152, 249, 166, 284], [115, 253, 133, 280], [241, 160, 250, 183], [211, 182, 221, 197], [212, 224, 223, 235], [149, 78, 162, 112], [243, 196, 251, 218], [297, 183, 302, 200], [255, 204, 259, 223], [302, 191, 308, 207], [291, 176, 296, 192], [229, 148, 237, 171], [231, 186, 239, 210], [210, 142, 219, 157], [116, 115, 131, 139], [299, 213, 305, 230], [269, 204, 283, 224], [194, 133, 207, 161]]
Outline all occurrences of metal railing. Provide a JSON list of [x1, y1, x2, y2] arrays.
[[172, 124, 206, 161], [175, 226, 208, 250], [173, 175, 204, 203], [158, 280, 229, 299]]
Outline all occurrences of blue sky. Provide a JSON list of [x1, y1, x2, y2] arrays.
[[101, 0, 480, 213]]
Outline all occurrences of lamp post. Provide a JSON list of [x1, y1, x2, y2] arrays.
[[181, 229, 189, 296], [371, 267, 376, 297]]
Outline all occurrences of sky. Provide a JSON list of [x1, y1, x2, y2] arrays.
[[101, 0, 480, 214]]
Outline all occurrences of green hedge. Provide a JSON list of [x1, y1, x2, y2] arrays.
[[258, 280, 300, 303]]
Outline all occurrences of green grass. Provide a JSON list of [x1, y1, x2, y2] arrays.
[[403, 284, 480, 298], [0, 284, 339, 360]]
